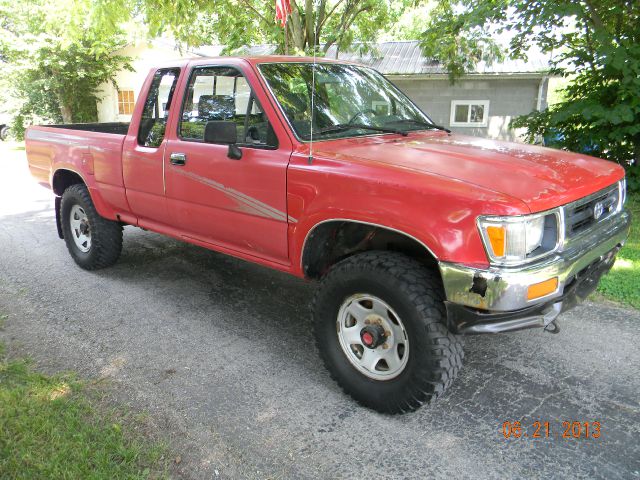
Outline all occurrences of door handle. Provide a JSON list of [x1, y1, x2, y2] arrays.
[[170, 152, 187, 166]]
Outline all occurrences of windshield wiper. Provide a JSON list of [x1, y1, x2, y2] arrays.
[[389, 119, 451, 133], [305, 123, 408, 139]]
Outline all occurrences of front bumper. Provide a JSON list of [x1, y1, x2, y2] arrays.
[[439, 210, 631, 334]]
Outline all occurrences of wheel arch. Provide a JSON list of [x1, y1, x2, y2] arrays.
[[52, 168, 86, 196], [301, 219, 439, 279], [51, 168, 119, 223]]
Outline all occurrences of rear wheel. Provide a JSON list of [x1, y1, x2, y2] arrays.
[[0, 126, 9, 141], [313, 251, 464, 413], [60, 184, 123, 270]]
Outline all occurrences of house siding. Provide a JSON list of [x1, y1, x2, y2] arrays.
[[96, 43, 196, 123], [391, 76, 546, 141]]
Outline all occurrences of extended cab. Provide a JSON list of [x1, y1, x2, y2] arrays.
[[26, 57, 631, 413]]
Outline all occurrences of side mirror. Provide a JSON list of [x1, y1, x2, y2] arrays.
[[204, 121, 242, 160]]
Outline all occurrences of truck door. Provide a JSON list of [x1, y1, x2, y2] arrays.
[[122, 68, 181, 226], [164, 64, 291, 265]]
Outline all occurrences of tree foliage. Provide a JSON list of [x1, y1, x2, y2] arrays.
[[421, 0, 640, 191], [0, 0, 131, 138], [1, 0, 428, 138], [96, 0, 424, 55], [419, 0, 504, 80]]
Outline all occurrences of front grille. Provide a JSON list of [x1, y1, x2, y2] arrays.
[[564, 184, 619, 239]]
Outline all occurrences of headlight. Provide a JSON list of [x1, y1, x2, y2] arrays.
[[478, 210, 561, 265]]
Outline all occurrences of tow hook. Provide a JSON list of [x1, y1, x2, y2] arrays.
[[544, 320, 560, 334], [541, 302, 562, 334]]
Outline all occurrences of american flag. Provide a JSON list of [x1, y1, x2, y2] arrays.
[[275, 0, 292, 27]]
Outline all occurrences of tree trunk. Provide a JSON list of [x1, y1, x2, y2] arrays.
[[305, 0, 314, 48], [289, 0, 306, 51], [284, 20, 290, 55], [59, 103, 72, 123]]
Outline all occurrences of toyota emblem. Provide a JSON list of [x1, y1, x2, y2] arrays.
[[593, 201, 604, 220]]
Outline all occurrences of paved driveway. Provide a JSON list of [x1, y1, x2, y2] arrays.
[[1, 145, 639, 479]]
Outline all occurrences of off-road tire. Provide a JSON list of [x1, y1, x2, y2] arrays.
[[313, 251, 464, 414], [60, 184, 123, 270]]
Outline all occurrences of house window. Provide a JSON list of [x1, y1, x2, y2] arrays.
[[117, 90, 135, 115], [372, 100, 391, 116], [450, 100, 489, 127]]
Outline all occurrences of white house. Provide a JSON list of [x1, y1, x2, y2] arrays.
[[96, 40, 199, 123]]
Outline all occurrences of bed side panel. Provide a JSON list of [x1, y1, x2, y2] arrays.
[[25, 126, 131, 220]]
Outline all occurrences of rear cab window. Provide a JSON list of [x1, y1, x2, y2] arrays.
[[138, 68, 181, 147]]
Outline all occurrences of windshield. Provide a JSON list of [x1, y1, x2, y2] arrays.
[[259, 62, 436, 141]]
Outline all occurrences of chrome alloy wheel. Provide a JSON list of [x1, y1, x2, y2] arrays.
[[336, 294, 409, 380], [69, 204, 91, 253]]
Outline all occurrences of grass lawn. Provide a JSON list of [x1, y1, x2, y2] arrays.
[[596, 193, 640, 309], [0, 343, 169, 479]]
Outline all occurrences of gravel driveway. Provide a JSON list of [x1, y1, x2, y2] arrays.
[[1, 146, 639, 479]]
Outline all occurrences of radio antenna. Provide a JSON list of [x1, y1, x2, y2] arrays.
[[308, 0, 317, 165]]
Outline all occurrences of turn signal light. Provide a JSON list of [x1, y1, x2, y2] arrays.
[[527, 277, 559, 300], [486, 226, 506, 257]]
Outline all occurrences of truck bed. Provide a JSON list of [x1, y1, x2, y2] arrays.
[[26, 124, 129, 220]]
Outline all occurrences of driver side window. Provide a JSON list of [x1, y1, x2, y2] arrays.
[[179, 66, 278, 148]]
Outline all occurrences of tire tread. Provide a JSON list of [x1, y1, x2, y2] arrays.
[[60, 184, 122, 270], [312, 251, 464, 414]]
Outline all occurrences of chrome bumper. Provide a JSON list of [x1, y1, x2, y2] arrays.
[[439, 210, 631, 333]]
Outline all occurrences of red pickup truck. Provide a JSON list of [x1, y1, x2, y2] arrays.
[[26, 57, 631, 413]]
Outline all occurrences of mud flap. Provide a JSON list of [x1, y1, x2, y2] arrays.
[[55, 196, 63, 239]]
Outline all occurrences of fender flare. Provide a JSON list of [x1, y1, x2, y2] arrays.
[[51, 168, 118, 221], [299, 218, 440, 275]]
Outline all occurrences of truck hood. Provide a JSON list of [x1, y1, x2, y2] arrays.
[[314, 132, 624, 213]]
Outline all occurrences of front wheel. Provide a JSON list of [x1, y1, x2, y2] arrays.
[[313, 251, 464, 413], [0, 126, 9, 141], [60, 184, 123, 270]]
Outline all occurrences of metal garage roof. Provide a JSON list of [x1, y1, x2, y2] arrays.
[[324, 41, 552, 75], [190, 40, 552, 76]]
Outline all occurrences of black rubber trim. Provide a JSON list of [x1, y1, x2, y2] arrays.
[[55, 196, 63, 239]]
